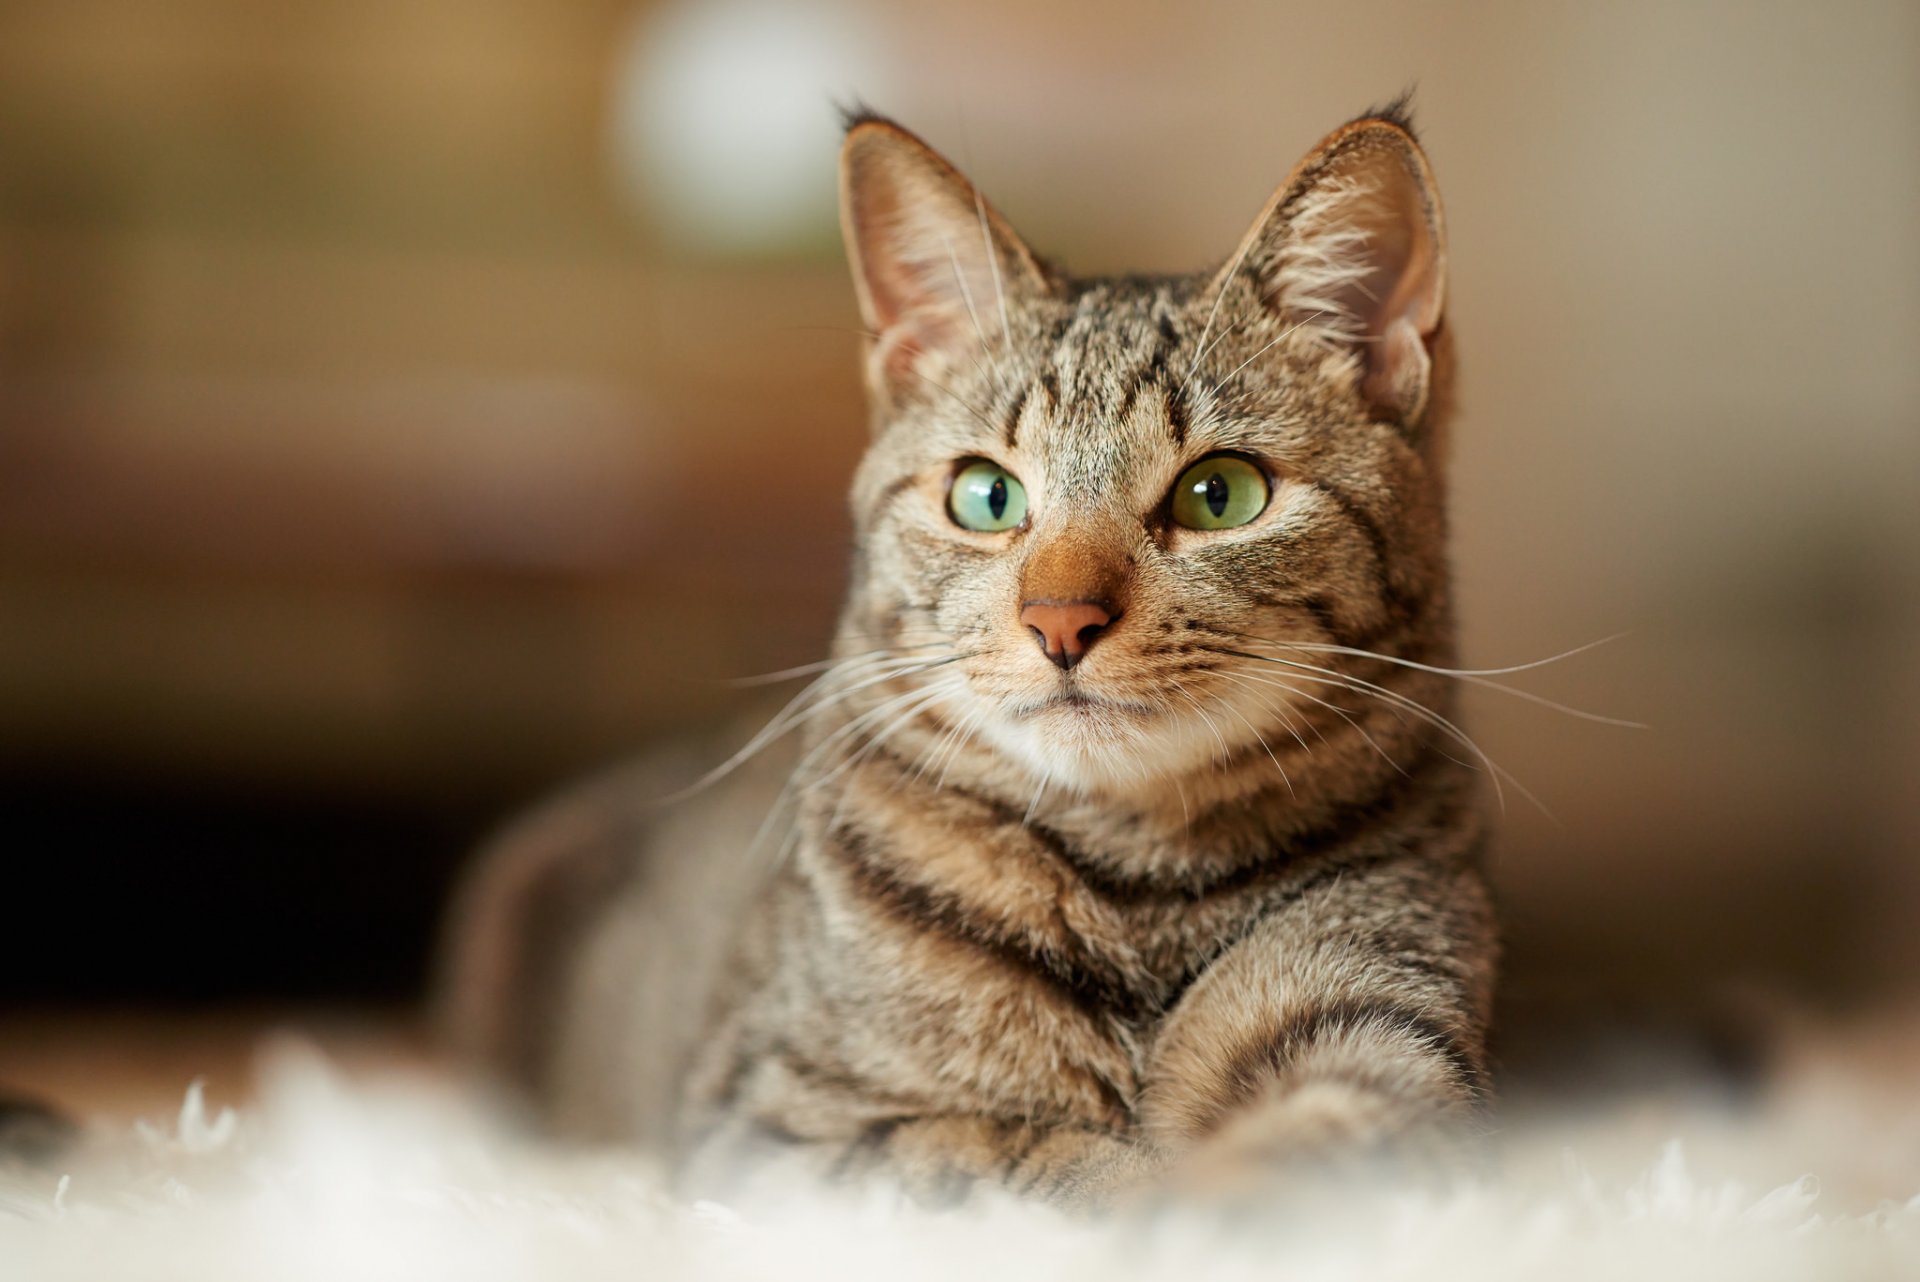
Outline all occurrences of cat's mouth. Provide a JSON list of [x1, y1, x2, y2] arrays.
[[979, 678, 1244, 791], [1014, 688, 1159, 718]]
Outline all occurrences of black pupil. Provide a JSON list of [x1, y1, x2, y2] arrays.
[[1204, 472, 1229, 518], [986, 475, 1007, 520]]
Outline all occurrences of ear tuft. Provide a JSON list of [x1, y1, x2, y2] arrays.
[[1344, 88, 1419, 141], [836, 99, 896, 136]]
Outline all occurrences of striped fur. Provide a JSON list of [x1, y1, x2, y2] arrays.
[[440, 106, 1497, 1211]]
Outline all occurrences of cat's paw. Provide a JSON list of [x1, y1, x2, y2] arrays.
[[833, 1116, 1167, 1214], [1007, 1127, 1168, 1213], [1143, 1080, 1473, 1223]]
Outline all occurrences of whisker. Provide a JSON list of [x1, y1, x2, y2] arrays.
[[943, 233, 991, 354], [725, 643, 945, 688], [942, 233, 1009, 398], [1218, 649, 1553, 818], [819, 682, 963, 835], [1237, 632, 1644, 728], [755, 653, 955, 741], [1185, 305, 1256, 381], [1216, 668, 1405, 777], [1210, 668, 1316, 757], [883, 679, 975, 790], [1188, 675, 1293, 797], [1167, 682, 1230, 763], [936, 707, 992, 791], [725, 656, 866, 687], [1022, 757, 1055, 826], [670, 653, 965, 801], [1207, 315, 1313, 398], [973, 187, 1012, 352], [804, 677, 961, 795], [740, 779, 803, 880], [1187, 234, 1261, 383], [748, 675, 949, 875], [920, 703, 986, 791], [1242, 653, 1494, 780], [904, 367, 1000, 434]]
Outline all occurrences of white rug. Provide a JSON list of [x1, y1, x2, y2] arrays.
[[2, 1038, 1917, 1281]]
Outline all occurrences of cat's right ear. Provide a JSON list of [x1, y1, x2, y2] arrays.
[[839, 114, 1052, 403]]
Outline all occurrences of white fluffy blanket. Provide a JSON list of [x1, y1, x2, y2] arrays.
[[2, 1039, 1917, 1281]]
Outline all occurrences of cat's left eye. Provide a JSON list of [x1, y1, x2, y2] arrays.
[[948, 459, 1029, 532], [1170, 455, 1270, 530]]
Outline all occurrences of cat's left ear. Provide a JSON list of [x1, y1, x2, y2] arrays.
[[1215, 109, 1446, 427], [839, 113, 1054, 401]]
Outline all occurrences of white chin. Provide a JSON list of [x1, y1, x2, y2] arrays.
[[978, 701, 1242, 795]]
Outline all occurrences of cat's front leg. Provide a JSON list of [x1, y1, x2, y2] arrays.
[[847, 1115, 1164, 1209], [1141, 858, 1495, 1204]]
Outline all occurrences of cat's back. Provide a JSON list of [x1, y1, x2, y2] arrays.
[[437, 717, 793, 1144]]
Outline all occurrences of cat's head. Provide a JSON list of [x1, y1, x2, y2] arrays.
[[834, 105, 1454, 798]]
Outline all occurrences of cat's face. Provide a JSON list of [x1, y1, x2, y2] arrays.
[[837, 112, 1451, 798]]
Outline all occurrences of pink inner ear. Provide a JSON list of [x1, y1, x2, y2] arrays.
[[1254, 134, 1444, 424], [845, 172, 972, 389], [871, 298, 967, 390], [845, 175, 916, 334], [1363, 318, 1433, 424], [841, 124, 1050, 401], [1359, 170, 1442, 423], [1324, 161, 1441, 343], [1372, 173, 1443, 340]]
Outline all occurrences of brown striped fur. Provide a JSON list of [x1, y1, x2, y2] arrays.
[[439, 102, 1497, 1210]]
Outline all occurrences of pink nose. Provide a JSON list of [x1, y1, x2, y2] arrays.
[[1019, 600, 1115, 670]]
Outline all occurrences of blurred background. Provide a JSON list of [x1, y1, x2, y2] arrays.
[[1, 0, 1915, 1118]]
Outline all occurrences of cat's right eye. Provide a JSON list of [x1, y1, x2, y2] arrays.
[[948, 460, 1029, 532]]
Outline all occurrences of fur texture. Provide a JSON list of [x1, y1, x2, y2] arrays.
[[440, 107, 1496, 1210]]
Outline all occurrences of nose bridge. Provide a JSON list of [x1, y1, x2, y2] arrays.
[[1019, 517, 1133, 610], [1017, 517, 1133, 671]]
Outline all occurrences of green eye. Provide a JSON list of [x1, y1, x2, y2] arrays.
[[948, 460, 1029, 532], [1170, 455, 1270, 530]]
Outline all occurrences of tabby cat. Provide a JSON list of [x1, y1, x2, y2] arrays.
[[440, 100, 1497, 1210]]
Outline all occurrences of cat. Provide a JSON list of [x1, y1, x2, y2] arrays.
[[438, 98, 1497, 1210]]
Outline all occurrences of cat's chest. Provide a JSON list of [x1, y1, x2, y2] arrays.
[[788, 792, 1306, 1126], [817, 782, 1283, 981]]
